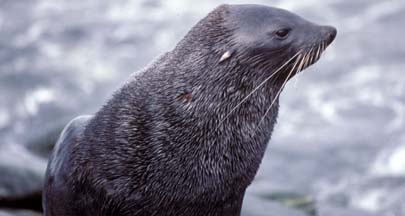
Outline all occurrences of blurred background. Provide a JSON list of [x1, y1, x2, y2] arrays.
[[0, 0, 404, 215]]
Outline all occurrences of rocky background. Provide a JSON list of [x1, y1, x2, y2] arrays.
[[0, 0, 404, 215]]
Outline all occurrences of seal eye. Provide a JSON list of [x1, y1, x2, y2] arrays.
[[275, 28, 290, 39]]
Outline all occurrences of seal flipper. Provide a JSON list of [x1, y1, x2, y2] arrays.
[[42, 115, 93, 216]]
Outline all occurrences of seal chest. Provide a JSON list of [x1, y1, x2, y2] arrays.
[[43, 4, 336, 216]]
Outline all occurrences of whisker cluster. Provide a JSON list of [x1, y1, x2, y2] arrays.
[[256, 41, 327, 128], [217, 41, 328, 129]]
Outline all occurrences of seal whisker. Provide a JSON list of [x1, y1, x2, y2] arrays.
[[248, 53, 267, 64], [309, 48, 315, 66], [316, 45, 321, 60], [306, 48, 314, 68], [310, 48, 316, 65], [247, 49, 288, 66], [322, 41, 326, 52], [254, 55, 276, 69], [269, 53, 299, 85], [298, 47, 311, 71], [293, 48, 313, 87], [293, 64, 301, 88], [257, 52, 304, 127], [301, 49, 309, 69], [299, 51, 309, 73], [311, 47, 317, 64], [249, 53, 282, 69], [320, 43, 323, 55], [217, 51, 301, 126], [257, 53, 307, 127], [319, 43, 323, 54], [319, 43, 323, 58]]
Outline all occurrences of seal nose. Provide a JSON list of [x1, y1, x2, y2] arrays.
[[322, 26, 337, 45]]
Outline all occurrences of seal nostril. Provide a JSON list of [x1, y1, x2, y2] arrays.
[[325, 26, 337, 44]]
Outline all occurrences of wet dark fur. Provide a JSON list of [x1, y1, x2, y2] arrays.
[[43, 4, 336, 216]]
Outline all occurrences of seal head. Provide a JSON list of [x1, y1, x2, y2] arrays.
[[222, 4, 337, 81]]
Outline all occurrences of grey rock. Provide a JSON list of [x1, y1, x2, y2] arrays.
[[242, 193, 309, 216], [0, 210, 41, 216], [0, 145, 46, 197], [317, 204, 378, 216]]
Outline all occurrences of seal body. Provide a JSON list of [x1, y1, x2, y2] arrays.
[[43, 4, 336, 216]]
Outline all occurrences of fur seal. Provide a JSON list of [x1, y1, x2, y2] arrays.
[[43, 4, 336, 216]]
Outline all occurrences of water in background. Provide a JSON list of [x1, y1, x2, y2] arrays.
[[0, 0, 404, 215]]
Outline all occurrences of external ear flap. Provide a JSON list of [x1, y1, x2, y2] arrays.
[[219, 49, 234, 63]]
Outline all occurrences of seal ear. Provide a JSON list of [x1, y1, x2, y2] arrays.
[[219, 49, 234, 63]]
